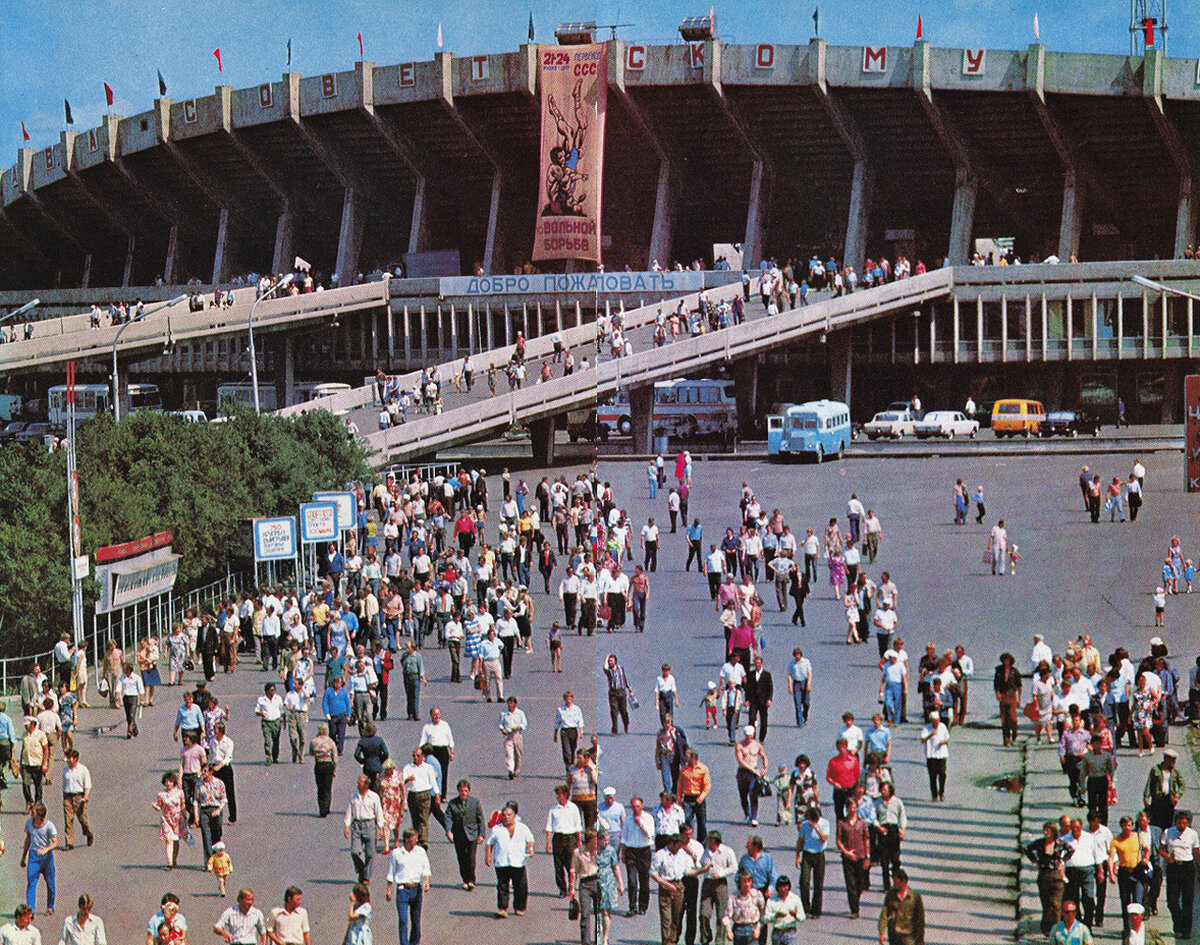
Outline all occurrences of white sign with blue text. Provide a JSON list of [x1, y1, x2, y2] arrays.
[[254, 517, 297, 561]]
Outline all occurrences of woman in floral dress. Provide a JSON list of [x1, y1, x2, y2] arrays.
[[203, 696, 228, 753], [152, 770, 189, 868], [596, 828, 623, 945], [378, 759, 406, 849], [1132, 674, 1157, 757]]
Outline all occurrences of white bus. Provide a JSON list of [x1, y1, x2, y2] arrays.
[[216, 381, 352, 415], [597, 378, 737, 437], [47, 383, 162, 429]]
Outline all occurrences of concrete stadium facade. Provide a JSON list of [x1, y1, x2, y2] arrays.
[[2, 38, 1199, 292]]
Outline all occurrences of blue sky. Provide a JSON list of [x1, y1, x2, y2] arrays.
[[2, 0, 1195, 154]]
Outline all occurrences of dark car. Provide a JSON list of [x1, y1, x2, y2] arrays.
[[13, 422, 50, 443], [0, 421, 28, 442], [1041, 409, 1101, 437]]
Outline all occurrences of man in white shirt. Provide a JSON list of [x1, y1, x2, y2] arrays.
[[1030, 633, 1054, 673], [486, 804, 535, 917], [651, 833, 699, 945], [1161, 810, 1200, 938], [787, 649, 812, 728], [554, 692, 585, 772], [872, 602, 898, 660], [1085, 811, 1113, 929], [641, 519, 660, 572], [344, 775, 386, 884], [846, 494, 865, 543], [801, 529, 820, 584], [267, 886, 310, 945], [418, 707, 455, 801], [698, 830, 738, 943], [498, 697, 527, 779], [1063, 817, 1105, 929], [254, 683, 284, 765], [59, 893, 105, 945], [213, 888, 267, 945], [839, 713, 865, 757], [60, 750, 93, 849], [620, 796, 656, 916], [402, 748, 440, 847], [705, 546, 726, 601], [558, 568, 581, 631], [260, 607, 282, 672], [546, 785, 584, 895], [385, 829, 432, 945], [920, 712, 950, 802]]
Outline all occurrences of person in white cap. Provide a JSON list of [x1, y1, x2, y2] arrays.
[[596, 788, 625, 849], [1126, 902, 1145, 945], [1031, 634, 1054, 673]]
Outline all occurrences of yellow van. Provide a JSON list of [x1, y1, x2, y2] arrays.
[[991, 398, 1046, 437]]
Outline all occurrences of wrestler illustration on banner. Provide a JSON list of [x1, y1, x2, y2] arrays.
[[542, 78, 590, 217]]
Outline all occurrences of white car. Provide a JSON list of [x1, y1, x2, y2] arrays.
[[913, 410, 979, 439], [863, 410, 916, 439]]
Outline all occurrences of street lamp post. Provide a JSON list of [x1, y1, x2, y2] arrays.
[[0, 297, 40, 326], [111, 295, 187, 422], [248, 275, 296, 414], [1132, 274, 1200, 304]]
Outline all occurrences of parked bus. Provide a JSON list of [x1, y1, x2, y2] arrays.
[[597, 378, 737, 438], [216, 381, 352, 415], [47, 383, 162, 429], [768, 399, 851, 462]]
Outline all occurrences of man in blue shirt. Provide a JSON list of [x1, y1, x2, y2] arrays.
[[322, 676, 351, 754], [173, 691, 204, 743], [737, 834, 778, 901], [685, 520, 704, 572], [0, 699, 15, 789], [796, 806, 829, 919]]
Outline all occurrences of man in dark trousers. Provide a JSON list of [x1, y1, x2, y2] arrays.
[[445, 778, 487, 890], [744, 655, 774, 742], [196, 615, 219, 682]]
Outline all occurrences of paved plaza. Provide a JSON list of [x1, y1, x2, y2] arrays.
[[1, 447, 1196, 944]]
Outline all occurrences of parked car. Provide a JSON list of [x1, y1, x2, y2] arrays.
[[913, 410, 980, 439], [1041, 409, 1101, 437], [863, 410, 917, 439], [888, 400, 925, 421], [13, 422, 50, 443], [0, 421, 28, 442]]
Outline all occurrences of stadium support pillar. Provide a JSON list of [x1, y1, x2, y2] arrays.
[[212, 207, 231, 285], [844, 161, 873, 276], [272, 207, 296, 276], [629, 385, 655, 455], [81, 254, 92, 290], [529, 416, 557, 466], [828, 329, 853, 408], [731, 358, 759, 440], [743, 160, 766, 271], [649, 161, 674, 270], [1058, 171, 1084, 262], [112, 359, 131, 422], [335, 189, 365, 285], [1176, 176, 1196, 260], [483, 170, 503, 275], [948, 169, 977, 266], [122, 238, 134, 287], [408, 177, 431, 255], [1142, 48, 1198, 257], [163, 225, 179, 284], [274, 334, 296, 410]]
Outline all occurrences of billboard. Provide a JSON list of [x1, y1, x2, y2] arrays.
[[253, 517, 298, 561], [532, 43, 607, 264], [300, 502, 339, 543], [1187, 374, 1200, 491], [312, 491, 357, 532], [95, 530, 180, 614]]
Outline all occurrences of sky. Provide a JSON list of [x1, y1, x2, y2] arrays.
[[1, 0, 1195, 155]]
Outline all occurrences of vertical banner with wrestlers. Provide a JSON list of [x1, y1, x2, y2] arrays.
[[532, 43, 607, 264]]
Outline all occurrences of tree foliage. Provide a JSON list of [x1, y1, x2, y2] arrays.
[[0, 409, 372, 658]]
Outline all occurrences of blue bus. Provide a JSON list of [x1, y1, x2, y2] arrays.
[[768, 399, 851, 462]]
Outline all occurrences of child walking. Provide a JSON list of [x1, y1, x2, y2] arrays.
[[700, 682, 719, 730], [1154, 586, 1167, 627], [974, 486, 986, 524], [207, 840, 233, 896]]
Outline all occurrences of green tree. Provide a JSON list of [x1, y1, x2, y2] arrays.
[[0, 409, 372, 658]]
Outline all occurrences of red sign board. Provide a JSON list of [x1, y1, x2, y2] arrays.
[[1187, 375, 1200, 491], [96, 529, 174, 564]]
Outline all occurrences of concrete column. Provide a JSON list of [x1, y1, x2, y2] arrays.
[[112, 360, 131, 421], [122, 237, 135, 287], [212, 207, 231, 285], [743, 160, 766, 270], [1057, 170, 1084, 262], [450, 303, 458, 358], [403, 304, 412, 362], [529, 416, 557, 466], [275, 334, 296, 409], [81, 254, 92, 290], [629, 385, 655, 455], [408, 176, 430, 255], [272, 207, 296, 276], [844, 161, 873, 274], [483, 170, 503, 275], [828, 329, 853, 408], [163, 225, 179, 284], [335, 188, 365, 285], [947, 169, 977, 266], [648, 161, 673, 269], [1176, 175, 1196, 260], [731, 358, 759, 440]]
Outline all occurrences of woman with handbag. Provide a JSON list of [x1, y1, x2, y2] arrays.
[[1111, 815, 1151, 929]]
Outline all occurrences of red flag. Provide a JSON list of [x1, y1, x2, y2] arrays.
[[213, 48, 222, 72], [1143, 17, 1156, 47], [916, 14, 923, 39], [21, 121, 29, 141], [357, 31, 363, 58], [104, 82, 114, 106]]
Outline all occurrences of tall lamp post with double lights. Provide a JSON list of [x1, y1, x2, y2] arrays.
[[112, 295, 186, 422]]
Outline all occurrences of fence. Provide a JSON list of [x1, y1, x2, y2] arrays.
[[0, 571, 244, 699]]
